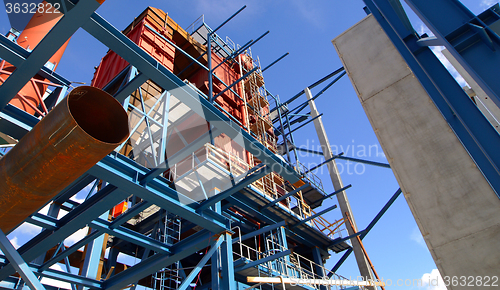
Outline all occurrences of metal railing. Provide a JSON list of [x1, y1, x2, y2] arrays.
[[231, 226, 353, 290]]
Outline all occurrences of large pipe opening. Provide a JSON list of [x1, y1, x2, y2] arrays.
[[0, 86, 129, 232], [68, 86, 129, 144]]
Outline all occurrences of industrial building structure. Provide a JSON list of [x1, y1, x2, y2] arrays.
[[0, 0, 497, 290]]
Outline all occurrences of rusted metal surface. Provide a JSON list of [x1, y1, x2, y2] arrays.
[[0, 1, 70, 115], [0, 86, 129, 232]]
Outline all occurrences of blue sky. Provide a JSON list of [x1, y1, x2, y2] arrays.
[[0, 0, 498, 289]]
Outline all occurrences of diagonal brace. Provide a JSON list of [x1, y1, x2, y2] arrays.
[[0, 229, 46, 290]]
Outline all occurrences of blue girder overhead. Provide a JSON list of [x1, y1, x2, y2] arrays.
[[363, 0, 500, 197], [403, 0, 500, 110]]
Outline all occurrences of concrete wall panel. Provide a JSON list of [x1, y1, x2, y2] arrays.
[[333, 15, 500, 285]]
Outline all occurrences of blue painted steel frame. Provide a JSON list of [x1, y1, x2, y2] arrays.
[[403, 0, 500, 110], [0, 0, 101, 110], [0, 1, 350, 288], [330, 188, 402, 274], [82, 12, 302, 185], [364, 0, 500, 197]]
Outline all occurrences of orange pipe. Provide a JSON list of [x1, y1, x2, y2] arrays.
[[0, 1, 70, 115], [0, 86, 129, 232]]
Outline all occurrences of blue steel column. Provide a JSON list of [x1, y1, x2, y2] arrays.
[[278, 225, 291, 275], [211, 189, 221, 289], [80, 214, 107, 289], [365, 0, 500, 196], [208, 32, 214, 104], [311, 247, 327, 290], [404, 0, 500, 110], [220, 232, 235, 290]]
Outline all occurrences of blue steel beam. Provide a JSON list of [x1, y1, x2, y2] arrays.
[[103, 230, 216, 290], [0, 0, 102, 110], [220, 232, 235, 289], [113, 72, 148, 104], [225, 194, 324, 249], [36, 266, 102, 289], [90, 218, 170, 254], [260, 184, 309, 211], [276, 113, 323, 137], [81, 12, 302, 184], [309, 185, 353, 208], [0, 258, 103, 289], [234, 249, 291, 272], [330, 188, 402, 274], [329, 231, 365, 247], [292, 204, 338, 229], [294, 147, 391, 168], [211, 6, 246, 35], [177, 235, 224, 290], [270, 67, 345, 113], [225, 196, 275, 224], [337, 156, 391, 169], [89, 154, 229, 233], [39, 231, 102, 272], [0, 33, 29, 67], [366, 0, 500, 197], [262, 52, 289, 73], [0, 230, 46, 290], [303, 153, 344, 174], [212, 66, 259, 100], [289, 71, 347, 116], [196, 164, 271, 213], [233, 221, 286, 244], [0, 104, 39, 140], [403, 0, 500, 109], [0, 185, 130, 280]]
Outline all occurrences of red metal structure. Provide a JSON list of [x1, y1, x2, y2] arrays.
[[0, 1, 70, 115]]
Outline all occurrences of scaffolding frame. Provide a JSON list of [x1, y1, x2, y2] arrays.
[[0, 1, 406, 290]]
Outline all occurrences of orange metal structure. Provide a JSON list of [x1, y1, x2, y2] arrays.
[[0, 86, 129, 232], [0, 1, 70, 115]]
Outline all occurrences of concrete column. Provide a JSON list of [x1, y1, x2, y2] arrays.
[[305, 87, 375, 287]]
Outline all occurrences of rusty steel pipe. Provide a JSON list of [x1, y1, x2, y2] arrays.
[[0, 86, 129, 232]]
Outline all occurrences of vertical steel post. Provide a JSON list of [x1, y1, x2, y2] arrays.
[[211, 189, 221, 289], [220, 232, 235, 290], [311, 247, 327, 290], [208, 34, 214, 103]]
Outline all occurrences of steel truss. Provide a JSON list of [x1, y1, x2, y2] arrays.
[[0, 1, 407, 289]]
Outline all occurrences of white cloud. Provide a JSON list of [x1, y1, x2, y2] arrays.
[[410, 227, 426, 248], [8, 236, 20, 249], [14, 222, 42, 235], [480, 0, 499, 9], [420, 269, 447, 290]]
